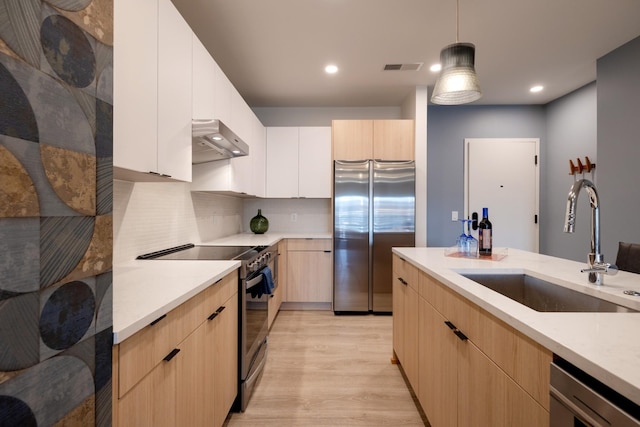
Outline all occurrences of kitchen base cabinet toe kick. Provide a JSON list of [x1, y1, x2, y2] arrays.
[[112, 271, 238, 427], [392, 254, 551, 427]]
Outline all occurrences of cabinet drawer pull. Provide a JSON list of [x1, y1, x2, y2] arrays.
[[207, 312, 219, 321], [163, 348, 180, 362], [216, 306, 226, 313], [323, 250, 332, 253], [454, 330, 468, 341], [398, 277, 408, 286], [149, 314, 167, 326], [148, 171, 160, 175], [444, 320, 457, 330]]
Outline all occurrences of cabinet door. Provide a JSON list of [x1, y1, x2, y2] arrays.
[[266, 127, 299, 198], [157, 0, 192, 181], [418, 297, 458, 427], [192, 34, 215, 119], [458, 340, 549, 427], [392, 274, 406, 364], [118, 350, 177, 427], [373, 120, 414, 161], [251, 115, 267, 198], [113, 0, 158, 175], [299, 127, 332, 198], [212, 61, 232, 125], [332, 120, 373, 160], [212, 292, 238, 427], [176, 325, 208, 426], [286, 250, 332, 302], [404, 285, 420, 391]]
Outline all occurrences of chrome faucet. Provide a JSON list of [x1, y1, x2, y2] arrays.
[[564, 179, 617, 285]]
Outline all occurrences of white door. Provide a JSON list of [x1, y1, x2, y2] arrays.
[[464, 138, 539, 252]]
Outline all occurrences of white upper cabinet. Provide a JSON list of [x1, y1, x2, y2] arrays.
[[213, 62, 232, 126], [266, 127, 331, 198], [266, 127, 299, 198], [250, 114, 266, 198], [192, 35, 215, 119], [157, 0, 192, 182], [113, 0, 192, 182], [113, 0, 158, 176], [298, 127, 332, 198]]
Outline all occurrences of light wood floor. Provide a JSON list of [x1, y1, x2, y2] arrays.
[[225, 310, 428, 426]]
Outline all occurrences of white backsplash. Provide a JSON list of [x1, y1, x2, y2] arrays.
[[113, 181, 243, 264], [114, 180, 331, 265]]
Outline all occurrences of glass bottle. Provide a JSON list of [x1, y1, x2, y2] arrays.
[[478, 207, 492, 257]]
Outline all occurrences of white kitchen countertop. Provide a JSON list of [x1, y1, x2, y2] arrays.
[[113, 233, 331, 344], [112, 260, 240, 344], [393, 247, 640, 405]]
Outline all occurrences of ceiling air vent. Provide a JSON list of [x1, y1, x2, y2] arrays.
[[383, 63, 424, 71]]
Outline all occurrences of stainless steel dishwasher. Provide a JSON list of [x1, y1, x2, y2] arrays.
[[550, 359, 640, 426]]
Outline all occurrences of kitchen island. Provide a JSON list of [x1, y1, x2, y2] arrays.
[[392, 247, 640, 410]]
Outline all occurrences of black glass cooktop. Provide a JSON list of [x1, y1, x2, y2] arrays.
[[137, 244, 262, 261]]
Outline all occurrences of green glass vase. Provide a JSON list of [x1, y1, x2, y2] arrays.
[[250, 209, 269, 234]]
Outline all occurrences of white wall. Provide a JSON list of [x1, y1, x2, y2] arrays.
[[542, 83, 597, 261]]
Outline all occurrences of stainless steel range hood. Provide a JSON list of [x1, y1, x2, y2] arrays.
[[192, 119, 249, 164]]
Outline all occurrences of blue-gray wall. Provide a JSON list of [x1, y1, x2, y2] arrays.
[[542, 83, 597, 262], [426, 105, 546, 247], [598, 36, 640, 262]]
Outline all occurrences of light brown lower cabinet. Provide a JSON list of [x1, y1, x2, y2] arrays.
[[285, 238, 332, 303], [392, 255, 419, 388], [393, 254, 552, 427], [113, 270, 238, 427]]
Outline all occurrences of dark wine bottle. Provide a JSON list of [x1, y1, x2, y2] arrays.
[[478, 207, 492, 257]]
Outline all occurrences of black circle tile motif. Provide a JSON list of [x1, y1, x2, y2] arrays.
[[39, 281, 95, 351], [0, 395, 37, 427], [0, 62, 39, 142], [40, 14, 96, 88]]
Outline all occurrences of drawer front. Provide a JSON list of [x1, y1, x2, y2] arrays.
[[118, 306, 182, 398], [287, 238, 331, 251], [393, 254, 418, 291], [205, 270, 238, 316]]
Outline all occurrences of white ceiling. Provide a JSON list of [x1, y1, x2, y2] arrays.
[[171, 0, 640, 108]]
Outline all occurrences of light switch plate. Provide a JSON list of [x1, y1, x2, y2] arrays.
[[451, 211, 458, 221]]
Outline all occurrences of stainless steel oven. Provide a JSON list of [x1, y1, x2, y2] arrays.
[[550, 358, 639, 426], [137, 243, 278, 412]]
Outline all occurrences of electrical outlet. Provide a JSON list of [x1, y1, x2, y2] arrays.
[[290, 213, 298, 222], [451, 211, 458, 221]]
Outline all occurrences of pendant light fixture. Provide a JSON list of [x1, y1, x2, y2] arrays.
[[430, 0, 482, 105]]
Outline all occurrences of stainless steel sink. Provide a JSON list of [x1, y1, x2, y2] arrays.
[[461, 273, 637, 313]]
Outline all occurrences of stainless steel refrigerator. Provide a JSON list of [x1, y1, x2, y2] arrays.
[[333, 160, 415, 313]]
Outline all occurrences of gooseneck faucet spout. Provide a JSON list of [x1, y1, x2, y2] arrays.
[[564, 179, 617, 285]]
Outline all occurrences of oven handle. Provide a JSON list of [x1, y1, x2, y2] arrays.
[[550, 384, 607, 426], [246, 272, 265, 290]]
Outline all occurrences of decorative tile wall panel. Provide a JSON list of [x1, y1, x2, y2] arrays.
[[0, 0, 112, 425]]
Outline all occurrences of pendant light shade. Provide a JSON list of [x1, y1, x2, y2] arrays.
[[431, 42, 482, 105], [430, 0, 482, 105]]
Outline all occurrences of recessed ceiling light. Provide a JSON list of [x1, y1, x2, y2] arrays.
[[530, 85, 544, 93], [325, 64, 338, 74], [430, 63, 441, 72]]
